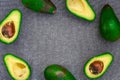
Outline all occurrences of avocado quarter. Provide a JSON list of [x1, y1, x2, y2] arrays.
[[0, 9, 22, 44], [84, 52, 114, 79], [3, 53, 31, 80], [66, 0, 96, 21], [44, 64, 76, 80]]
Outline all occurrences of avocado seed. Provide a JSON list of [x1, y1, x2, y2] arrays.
[[89, 61, 104, 75], [2, 21, 15, 38]]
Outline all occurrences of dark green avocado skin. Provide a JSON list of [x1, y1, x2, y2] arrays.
[[22, 0, 56, 14], [44, 64, 76, 80], [100, 4, 120, 42], [3, 53, 31, 80]]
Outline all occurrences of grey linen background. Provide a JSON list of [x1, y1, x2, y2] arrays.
[[0, 0, 120, 80]]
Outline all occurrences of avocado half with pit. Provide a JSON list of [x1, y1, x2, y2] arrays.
[[66, 0, 96, 21], [0, 9, 22, 44], [3, 53, 31, 80], [84, 52, 113, 79]]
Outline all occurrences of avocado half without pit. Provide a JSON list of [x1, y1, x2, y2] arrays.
[[44, 64, 76, 80], [0, 9, 22, 44], [84, 52, 113, 79], [22, 0, 56, 14], [66, 0, 96, 21], [3, 53, 31, 80]]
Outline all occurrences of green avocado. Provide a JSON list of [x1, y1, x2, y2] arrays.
[[3, 53, 31, 80], [44, 64, 76, 80], [0, 9, 22, 44], [100, 4, 120, 42], [22, 0, 56, 14], [66, 0, 96, 21], [84, 52, 113, 79]]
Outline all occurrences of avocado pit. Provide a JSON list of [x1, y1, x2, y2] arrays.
[[89, 61, 104, 75], [2, 21, 15, 38], [13, 63, 26, 77]]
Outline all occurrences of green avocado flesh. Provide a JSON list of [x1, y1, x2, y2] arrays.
[[22, 0, 56, 14], [44, 64, 76, 80], [84, 52, 113, 79], [100, 4, 120, 42], [66, 0, 96, 21], [3, 53, 31, 80], [0, 9, 22, 44]]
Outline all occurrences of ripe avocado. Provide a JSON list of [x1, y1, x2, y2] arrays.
[[84, 52, 114, 79], [0, 9, 22, 44], [3, 53, 31, 80], [66, 0, 96, 21], [44, 64, 76, 80], [100, 4, 120, 42], [22, 0, 56, 14]]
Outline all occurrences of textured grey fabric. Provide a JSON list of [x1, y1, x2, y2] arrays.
[[0, 0, 120, 80]]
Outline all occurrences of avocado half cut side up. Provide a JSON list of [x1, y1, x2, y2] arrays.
[[66, 0, 96, 21], [3, 53, 31, 80], [44, 64, 76, 80], [0, 9, 22, 44], [84, 52, 114, 79], [100, 4, 120, 42], [22, 0, 56, 14]]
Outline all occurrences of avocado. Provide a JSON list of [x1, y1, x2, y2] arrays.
[[44, 64, 76, 80], [0, 9, 22, 44], [84, 52, 113, 79], [22, 0, 56, 14], [100, 4, 120, 42], [3, 53, 31, 80], [66, 0, 96, 21]]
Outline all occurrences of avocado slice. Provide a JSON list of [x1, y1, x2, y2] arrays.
[[84, 52, 114, 79], [3, 53, 31, 80], [44, 64, 76, 80], [66, 0, 96, 21], [0, 9, 22, 44], [100, 4, 120, 42], [22, 0, 56, 14]]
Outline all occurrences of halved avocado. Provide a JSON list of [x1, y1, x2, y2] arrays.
[[3, 53, 31, 80], [66, 0, 96, 21], [84, 52, 113, 79], [0, 9, 22, 44]]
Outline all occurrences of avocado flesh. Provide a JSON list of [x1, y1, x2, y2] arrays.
[[66, 0, 96, 21], [44, 64, 76, 80], [3, 53, 31, 80], [0, 9, 22, 44], [100, 4, 120, 42], [84, 52, 113, 79], [22, 0, 56, 14]]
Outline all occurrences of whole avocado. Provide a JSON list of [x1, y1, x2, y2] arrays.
[[22, 0, 56, 14], [44, 64, 76, 80], [100, 4, 120, 42]]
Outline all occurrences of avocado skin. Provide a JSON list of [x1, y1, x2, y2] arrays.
[[44, 64, 76, 80], [100, 4, 120, 42], [66, 0, 96, 22], [3, 53, 31, 80], [0, 9, 22, 44], [84, 52, 114, 79], [22, 0, 56, 14]]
